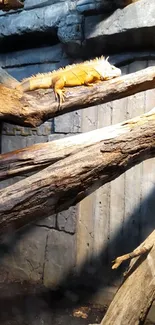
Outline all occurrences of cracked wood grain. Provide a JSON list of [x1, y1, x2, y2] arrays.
[[1, 66, 155, 127], [0, 108, 155, 235], [0, 108, 155, 181]]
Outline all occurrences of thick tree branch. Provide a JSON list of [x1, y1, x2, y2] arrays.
[[1, 110, 152, 180], [0, 108, 155, 181], [1, 66, 155, 127], [0, 108, 155, 235], [94, 231, 155, 325]]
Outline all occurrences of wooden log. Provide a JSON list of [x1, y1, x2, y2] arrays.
[[91, 230, 155, 325], [1, 109, 153, 180], [1, 66, 155, 127], [0, 108, 155, 235]]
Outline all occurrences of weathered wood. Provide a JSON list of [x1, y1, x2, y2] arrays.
[[0, 108, 155, 235], [112, 243, 153, 269], [0, 108, 154, 181], [93, 230, 155, 325], [0, 123, 130, 180], [1, 66, 155, 127], [0, 67, 19, 88]]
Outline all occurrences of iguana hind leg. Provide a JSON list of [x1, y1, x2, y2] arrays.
[[54, 88, 66, 106], [52, 76, 66, 107]]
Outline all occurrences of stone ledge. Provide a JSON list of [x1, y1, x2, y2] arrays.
[[0, 44, 64, 68], [76, 0, 118, 14], [76, 0, 137, 14], [82, 0, 155, 56], [57, 0, 155, 57], [0, 2, 70, 39], [0, 0, 73, 15]]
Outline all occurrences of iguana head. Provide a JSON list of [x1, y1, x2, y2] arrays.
[[95, 56, 121, 80]]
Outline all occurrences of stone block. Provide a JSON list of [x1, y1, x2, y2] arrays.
[[57, 12, 83, 57], [54, 110, 81, 133], [48, 133, 70, 141], [0, 2, 70, 39], [2, 121, 53, 137], [0, 226, 48, 283], [43, 229, 76, 287], [57, 206, 77, 234], [35, 214, 57, 228]]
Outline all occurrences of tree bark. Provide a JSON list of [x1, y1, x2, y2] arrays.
[[92, 230, 155, 325], [2, 109, 153, 180], [0, 108, 155, 235], [1, 66, 155, 127]]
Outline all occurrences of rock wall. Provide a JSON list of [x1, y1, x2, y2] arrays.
[[0, 0, 154, 57], [0, 0, 155, 324]]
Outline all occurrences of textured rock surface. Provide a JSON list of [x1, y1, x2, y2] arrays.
[[0, 2, 70, 41], [43, 229, 76, 287], [76, 0, 124, 14], [0, 0, 154, 57], [57, 207, 77, 234], [84, 0, 155, 56], [0, 226, 48, 283], [76, 0, 141, 14], [57, 13, 83, 57]]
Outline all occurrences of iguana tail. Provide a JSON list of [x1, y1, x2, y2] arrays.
[[17, 73, 54, 92]]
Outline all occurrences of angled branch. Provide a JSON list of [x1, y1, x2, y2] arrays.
[[1, 66, 155, 127], [0, 108, 155, 235], [112, 244, 153, 269], [96, 231, 155, 325]]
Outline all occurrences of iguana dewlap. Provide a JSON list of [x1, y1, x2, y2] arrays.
[[17, 56, 121, 105]]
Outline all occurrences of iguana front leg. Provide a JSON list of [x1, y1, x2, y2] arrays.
[[84, 72, 100, 86]]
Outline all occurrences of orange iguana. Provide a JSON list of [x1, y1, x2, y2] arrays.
[[17, 56, 121, 106]]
